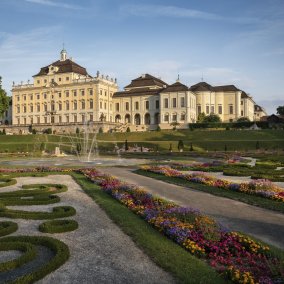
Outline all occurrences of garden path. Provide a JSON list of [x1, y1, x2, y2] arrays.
[[100, 167, 284, 250], [0, 175, 173, 284]]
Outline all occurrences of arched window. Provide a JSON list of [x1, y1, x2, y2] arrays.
[[125, 114, 131, 123], [90, 99, 93, 109], [74, 100, 77, 110], [81, 100, 85, 110], [134, 113, 141, 125], [115, 114, 121, 123], [144, 113, 150, 125], [164, 113, 169, 122], [66, 101, 70, 111]]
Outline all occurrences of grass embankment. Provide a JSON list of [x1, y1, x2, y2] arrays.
[[0, 129, 283, 153], [134, 169, 284, 214], [71, 172, 226, 284]]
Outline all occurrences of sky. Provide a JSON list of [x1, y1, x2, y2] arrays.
[[0, 0, 283, 114]]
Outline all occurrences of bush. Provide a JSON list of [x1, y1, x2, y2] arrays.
[[39, 219, 78, 233], [98, 127, 103, 134], [0, 178, 17, 187], [156, 125, 161, 132], [0, 221, 18, 237], [43, 128, 52, 134], [0, 236, 69, 283], [126, 127, 131, 132]]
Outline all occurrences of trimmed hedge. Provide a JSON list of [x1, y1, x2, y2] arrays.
[[0, 221, 18, 237], [0, 178, 17, 188], [0, 242, 37, 272], [188, 121, 269, 129], [0, 236, 69, 284], [39, 219, 78, 233], [0, 206, 76, 220]]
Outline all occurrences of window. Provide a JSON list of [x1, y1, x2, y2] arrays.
[[206, 105, 210, 114], [164, 98, 169, 108], [180, 97, 185, 107], [125, 102, 129, 111], [197, 105, 201, 114], [90, 99, 93, 109], [82, 114, 85, 123], [59, 102, 62, 111], [172, 113, 177, 121], [66, 77, 69, 81], [58, 92, 61, 98], [241, 110, 244, 116], [17, 118, 20, 125], [44, 79, 47, 83], [81, 90, 85, 96], [44, 117, 47, 124], [73, 90, 77, 97], [74, 114, 77, 123], [66, 91, 69, 97], [229, 105, 234, 115], [172, 98, 177, 108], [115, 103, 120, 111], [105, 91, 107, 96], [155, 100, 159, 109], [44, 104, 47, 112], [181, 113, 186, 121], [241, 101, 244, 105], [24, 95, 26, 101], [37, 117, 40, 124], [66, 115, 69, 123], [30, 95, 33, 100], [89, 89, 93, 95], [23, 105, 27, 113], [17, 106, 20, 113], [218, 105, 222, 114], [164, 114, 169, 122], [59, 78, 62, 82], [90, 114, 93, 121], [104, 102, 107, 109], [37, 80, 40, 84], [59, 116, 62, 123], [24, 118, 26, 125], [210, 106, 214, 114], [135, 102, 139, 110], [66, 101, 69, 111], [30, 105, 33, 112], [17, 96, 20, 101], [100, 101, 102, 109], [37, 104, 40, 112], [51, 101, 55, 111], [36, 94, 40, 100], [100, 90, 102, 96], [145, 101, 149, 110], [74, 100, 77, 110], [81, 100, 85, 110], [43, 93, 47, 99], [30, 117, 33, 124]]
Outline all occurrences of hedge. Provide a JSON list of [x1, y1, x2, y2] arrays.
[[0, 221, 18, 237], [0, 242, 37, 272], [0, 178, 17, 188], [188, 121, 269, 129], [0, 236, 69, 284], [39, 219, 78, 234]]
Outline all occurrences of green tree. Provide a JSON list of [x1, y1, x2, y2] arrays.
[[156, 125, 161, 131], [237, 117, 250, 122], [98, 127, 103, 134], [203, 114, 221, 123], [189, 143, 194, 151], [177, 140, 184, 152], [0, 77, 9, 117], [40, 142, 45, 151], [276, 106, 284, 115], [197, 112, 206, 122], [76, 127, 80, 134], [124, 139, 129, 151], [126, 127, 131, 132]]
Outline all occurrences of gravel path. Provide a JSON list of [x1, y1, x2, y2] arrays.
[[100, 167, 284, 249], [0, 175, 174, 284]]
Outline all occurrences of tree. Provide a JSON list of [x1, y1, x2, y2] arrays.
[[126, 127, 131, 132], [197, 112, 206, 123], [177, 140, 184, 152], [0, 77, 9, 117], [124, 139, 129, 151], [40, 142, 45, 151], [237, 117, 250, 122], [203, 114, 221, 123], [156, 125, 161, 132], [276, 106, 284, 115], [189, 143, 194, 151], [76, 127, 80, 134], [98, 127, 103, 134]]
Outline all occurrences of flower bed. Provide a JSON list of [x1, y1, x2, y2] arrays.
[[142, 165, 284, 203], [81, 168, 283, 284]]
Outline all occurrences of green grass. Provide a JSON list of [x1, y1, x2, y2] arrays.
[[134, 169, 284, 214], [39, 219, 78, 234], [0, 129, 284, 153], [71, 172, 226, 284]]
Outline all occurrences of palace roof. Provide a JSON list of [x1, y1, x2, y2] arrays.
[[124, 74, 168, 89], [161, 81, 189, 93], [189, 82, 240, 92], [33, 59, 90, 77]]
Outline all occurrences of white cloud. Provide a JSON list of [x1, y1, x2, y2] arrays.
[[25, 0, 82, 10]]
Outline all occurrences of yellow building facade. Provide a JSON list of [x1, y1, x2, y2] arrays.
[[12, 49, 118, 126]]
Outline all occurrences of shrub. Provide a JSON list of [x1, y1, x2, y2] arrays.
[[0, 178, 17, 187], [156, 125, 161, 132], [43, 128, 52, 134], [98, 127, 103, 134], [76, 127, 80, 134], [0, 221, 18, 237], [126, 127, 131, 132], [39, 219, 78, 233]]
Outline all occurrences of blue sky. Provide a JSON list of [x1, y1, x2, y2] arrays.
[[0, 0, 283, 114]]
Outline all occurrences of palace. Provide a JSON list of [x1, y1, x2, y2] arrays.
[[12, 49, 118, 128], [10, 49, 266, 133]]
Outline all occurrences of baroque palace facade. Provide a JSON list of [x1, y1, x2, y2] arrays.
[[10, 49, 266, 133]]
